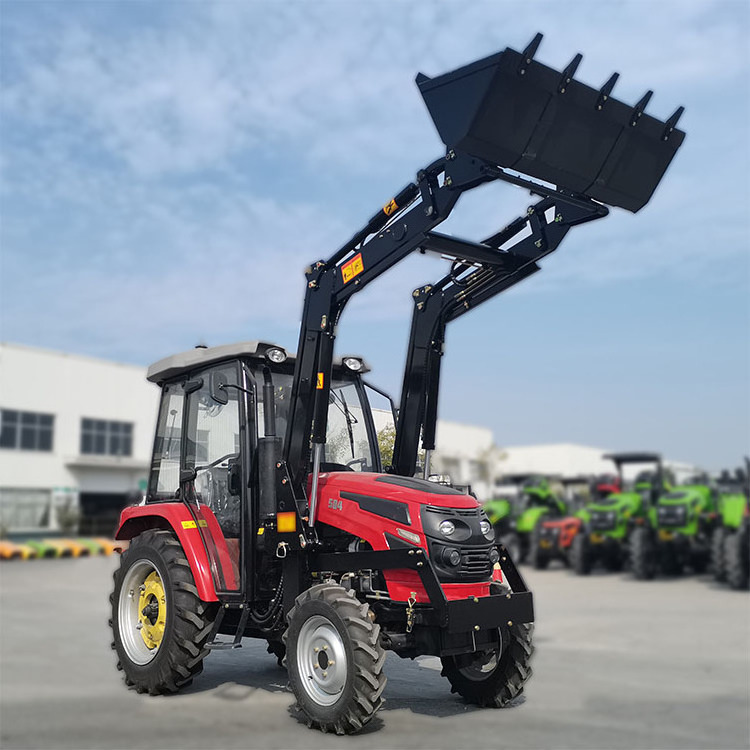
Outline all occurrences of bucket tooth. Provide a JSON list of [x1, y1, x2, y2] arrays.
[[629, 90, 653, 126], [661, 106, 685, 141], [595, 72, 620, 110], [518, 32, 543, 75], [558, 53, 583, 94]]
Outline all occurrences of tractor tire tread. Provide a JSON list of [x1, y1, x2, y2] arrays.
[[110, 529, 216, 696], [724, 530, 749, 590], [284, 583, 386, 735], [440, 623, 534, 708]]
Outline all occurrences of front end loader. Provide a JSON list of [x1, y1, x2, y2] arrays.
[[109, 34, 685, 734]]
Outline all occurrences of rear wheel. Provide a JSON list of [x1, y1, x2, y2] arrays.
[[630, 527, 656, 580], [725, 530, 750, 590], [110, 529, 216, 695], [570, 533, 591, 575], [284, 583, 386, 735], [711, 527, 727, 581], [441, 623, 533, 707]]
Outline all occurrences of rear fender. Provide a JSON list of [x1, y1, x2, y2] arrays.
[[115, 504, 218, 602]]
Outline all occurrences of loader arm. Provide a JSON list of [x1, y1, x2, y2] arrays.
[[391, 193, 606, 478]]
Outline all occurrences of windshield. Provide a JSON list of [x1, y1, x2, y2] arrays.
[[257, 369, 376, 472]]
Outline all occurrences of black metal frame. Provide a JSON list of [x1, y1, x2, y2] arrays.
[[283, 149, 608, 497], [279, 543, 534, 633]]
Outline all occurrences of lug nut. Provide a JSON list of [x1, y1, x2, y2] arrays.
[[322, 671, 328, 678]]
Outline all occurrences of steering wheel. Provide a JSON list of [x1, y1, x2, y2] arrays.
[[345, 457, 369, 470], [195, 453, 238, 473]]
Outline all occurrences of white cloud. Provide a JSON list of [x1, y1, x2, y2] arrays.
[[1, 0, 748, 363]]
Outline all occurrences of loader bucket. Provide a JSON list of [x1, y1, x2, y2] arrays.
[[417, 36, 685, 212]]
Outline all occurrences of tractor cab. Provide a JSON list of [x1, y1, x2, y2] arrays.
[[141, 341, 379, 596]]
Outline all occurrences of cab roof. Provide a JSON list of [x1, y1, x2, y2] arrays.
[[147, 341, 370, 384]]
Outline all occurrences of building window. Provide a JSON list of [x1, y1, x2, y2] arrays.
[[0, 488, 53, 531], [81, 419, 133, 457], [0, 409, 54, 451]]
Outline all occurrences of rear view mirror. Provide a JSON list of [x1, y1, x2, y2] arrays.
[[210, 371, 229, 405]]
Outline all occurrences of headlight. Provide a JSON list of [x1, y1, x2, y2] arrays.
[[439, 520, 456, 536], [440, 547, 461, 567], [480, 519, 492, 537], [489, 547, 500, 565], [342, 357, 363, 372], [266, 347, 287, 363]]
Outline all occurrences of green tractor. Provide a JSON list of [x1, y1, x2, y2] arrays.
[[570, 453, 662, 575], [712, 460, 750, 588], [630, 472, 718, 580], [484, 476, 566, 566]]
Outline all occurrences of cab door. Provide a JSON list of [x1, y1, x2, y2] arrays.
[[182, 362, 248, 594]]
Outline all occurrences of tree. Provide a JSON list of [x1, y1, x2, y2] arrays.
[[377, 424, 396, 470]]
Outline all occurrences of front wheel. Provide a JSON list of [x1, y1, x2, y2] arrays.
[[724, 530, 750, 590], [110, 529, 216, 695], [284, 583, 386, 735], [570, 533, 591, 575], [630, 527, 656, 580], [711, 527, 727, 581], [528, 524, 549, 570], [441, 623, 533, 707]]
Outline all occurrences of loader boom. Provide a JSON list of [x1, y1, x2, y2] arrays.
[[282, 32, 685, 518]]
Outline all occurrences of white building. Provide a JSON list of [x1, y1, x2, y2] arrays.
[[0, 343, 159, 534]]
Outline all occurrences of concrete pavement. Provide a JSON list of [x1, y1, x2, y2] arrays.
[[1, 556, 747, 749]]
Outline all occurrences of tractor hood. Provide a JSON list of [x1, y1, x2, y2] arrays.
[[589, 492, 641, 514], [315, 472, 478, 510]]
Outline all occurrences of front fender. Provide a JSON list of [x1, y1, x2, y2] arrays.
[[115, 503, 218, 602]]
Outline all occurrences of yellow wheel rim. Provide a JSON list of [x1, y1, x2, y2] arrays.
[[138, 571, 166, 650]]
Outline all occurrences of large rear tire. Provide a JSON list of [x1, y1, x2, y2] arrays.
[[724, 530, 750, 590], [110, 529, 216, 695], [440, 623, 533, 707], [630, 527, 656, 580], [570, 533, 591, 575], [284, 583, 386, 735], [711, 527, 727, 581]]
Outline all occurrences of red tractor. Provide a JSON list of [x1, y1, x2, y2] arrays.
[[109, 34, 684, 734]]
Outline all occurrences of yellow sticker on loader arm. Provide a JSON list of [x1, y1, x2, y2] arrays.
[[341, 253, 364, 284]]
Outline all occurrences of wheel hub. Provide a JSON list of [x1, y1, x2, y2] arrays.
[[297, 615, 347, 706], [118, 559, 168, 665], [138, 572, 166, 650]]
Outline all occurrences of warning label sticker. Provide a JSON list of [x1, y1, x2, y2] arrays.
[[341, 253, 364, 284], [383, 198, 398, 216]]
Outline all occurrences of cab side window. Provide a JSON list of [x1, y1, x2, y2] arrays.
[[149, 383, 185, 500]]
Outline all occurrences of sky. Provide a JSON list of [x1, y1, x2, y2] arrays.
[[1, 0, 748, 471]]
